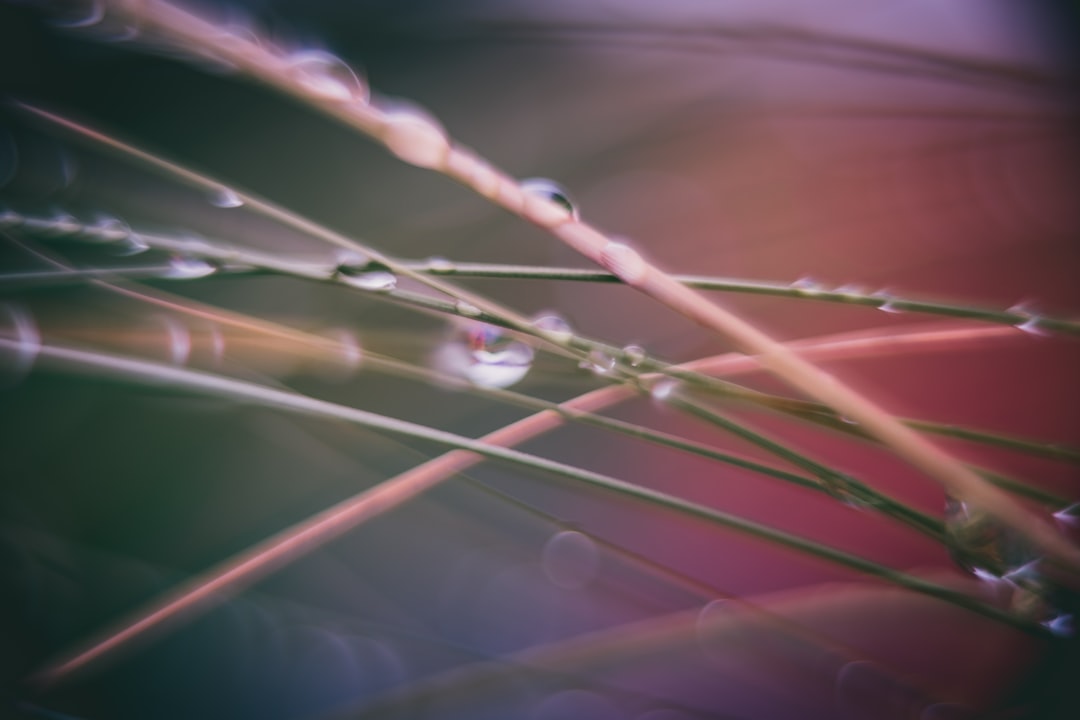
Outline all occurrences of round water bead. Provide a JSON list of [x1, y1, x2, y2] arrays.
[[436, 321, 535, 389], [579, 348, 616, 375], [380, 102, 450, 168], [165, 255, 218, 280], [622, 344, 646, 368], [943, 494, 1035, 577], [541, 530, 599, 589], [520, 178, 578, 226], [208, 186, 244, 209], [286, 50, 369, 104], [531, 313, 573, 344], [336, 259, 397, 291]]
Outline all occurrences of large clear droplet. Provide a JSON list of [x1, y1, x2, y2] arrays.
[[520, 178, 578, 226], [165, 255, 218, 280], [208, 186, 244, 209], [286, 50, 369, 104], [531, 313, 573, 344], [944, 495, 1035, 577], [601, 240, 647, 284], [435, 321, 535, 389], [0, 303, 41, 388], [381, 103, 450, 168], [541, 530, 599, 589], [579, 348, 616, 375], [88, 213, 132, 243], [336, 260, 397, 291]]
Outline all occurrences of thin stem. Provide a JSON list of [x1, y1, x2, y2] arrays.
[[17, 338, 1046, 687], [401, 260, 1080, 337]]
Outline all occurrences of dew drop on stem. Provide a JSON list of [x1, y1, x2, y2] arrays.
[[520, 178, 578, 226], [286, 50, 369, 104], [208, 186, 244, 209], [580, 348, 615, 375], [622, 344, 646, 368], [380, 103, 450, 169], [165, 255, 218, 280], [434, 321, 535, 389], [336, 259, 397, 291], [531, 313, 573, 344]]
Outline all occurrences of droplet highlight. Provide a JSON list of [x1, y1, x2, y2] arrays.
[[622, 344, 646, 368], [336, 259, 397, 291], [208, 186, 244, 209], [286, 50, 369, 104], [531, 313, 573, 344], [435, 321, 535, 389], [541, 530, 599, 589], [520, 178, 578, 226], [381, 104, 450, 169], [580, 348, 616, 375], [165, 255, 218, 280]]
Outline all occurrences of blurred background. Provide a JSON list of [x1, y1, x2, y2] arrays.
[[1, 1, 1079, 718]]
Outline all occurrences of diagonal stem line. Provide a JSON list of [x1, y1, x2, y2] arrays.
[[16, 339, 1047, 687]]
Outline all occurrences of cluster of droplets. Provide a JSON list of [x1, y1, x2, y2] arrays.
[[944, 494, 1074, 635]]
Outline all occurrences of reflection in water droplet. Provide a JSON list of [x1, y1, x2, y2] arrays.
[[1053, 503, 1079, 528], [579, 348, 616, 375], [209, 186, 244, 209], [0, 303, 41, 387], [426, 256, 454, 273], [1015, 316, 1047, 336], [381, 104, 450, 168], [541, 531, 599, 589], [287, 50, 369, 104], [166, 255, 218, 280], [532, 313, 573, 343], [622, 344, 646, 368], [336, 260, 397, 291], [435, 322, 535, 389], [1043, 612, 1075, 637], [115, 233, 150, 256], [520, 178, 578, 226]]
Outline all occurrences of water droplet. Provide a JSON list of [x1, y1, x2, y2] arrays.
[[88, 213, 131, 242], [208, 186, 244, 209], [0, 303, 41, 387], [601, 240, 648, 284], [835, 283, 869, 298], [426, 256, 454, 274], [165, 255, 218, 280], [286, 50, 368, 104], [878, 301, 903, 314], [1009, 303, 1050, 336], [531, 313, 573, 343], [438, 322, 535, 389], [50, 0, 105, 29], [790, 277, 824, 295], [520, 178, 578, 226], [944, 495, 1036, 577], [41, 210, 80, 237], [336, 260, 397, 291], [541, 530, 599, 589], [1015, 316, 1048, 336], [114, 233, 150, 256], [381, 103, 450, 168], [650, 379, 677, 400], [579, 348, 615, 375], [622, 344, 646, 368], [455, 300, 481, 318]]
